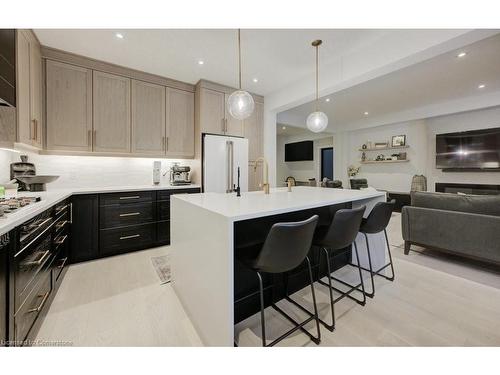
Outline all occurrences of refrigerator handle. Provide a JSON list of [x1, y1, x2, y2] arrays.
[[226, 141, 234, 193]]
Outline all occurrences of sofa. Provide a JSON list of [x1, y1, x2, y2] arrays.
[[402, 191, 500, 264]]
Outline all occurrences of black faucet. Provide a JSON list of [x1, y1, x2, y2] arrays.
[[235, 167, 241, 197]]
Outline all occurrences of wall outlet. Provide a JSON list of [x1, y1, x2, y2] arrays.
[[153, 161, 161, 185]]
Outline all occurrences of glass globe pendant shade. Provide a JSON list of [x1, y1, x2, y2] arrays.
[[227, 90, 255, 120], [306, 111, 328, 133]]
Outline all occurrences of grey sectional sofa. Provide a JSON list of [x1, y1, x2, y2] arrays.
[[402, 191, 500, 264]]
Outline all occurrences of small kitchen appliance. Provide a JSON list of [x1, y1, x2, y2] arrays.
[[10, 155, 59, 191], [169, 163, 191, 186]]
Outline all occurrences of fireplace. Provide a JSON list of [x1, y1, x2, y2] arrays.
[[435, 182, 500, 195]]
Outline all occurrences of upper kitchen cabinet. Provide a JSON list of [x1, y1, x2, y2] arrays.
[[92, 71, 131, 153], [16, 30, 43, 149], [46, 61, 92, 151], [198, 87, 225, 135], [166, 88, 194, 158], [131, 80, 166, 155], [243, 101, 264, 161]]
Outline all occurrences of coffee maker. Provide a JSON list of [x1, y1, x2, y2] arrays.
[[169, 163, 191, 185]]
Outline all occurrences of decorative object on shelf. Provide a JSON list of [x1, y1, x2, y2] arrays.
[[361, 151, 367, 161], [347, 165, 360, 177], [411, 175, 427, 192], [361, 143, 367, 150], [376, 154, 385, 161], [392, 134, 406, 147], [306, 39, 328, 133], [227, 29, 255, 120], [375, 142, 388, 148], [397, 152, 407, 160], [367, 141, 373, 149]]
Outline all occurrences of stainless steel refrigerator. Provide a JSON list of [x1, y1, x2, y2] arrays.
[[203, 134, 248, 193]]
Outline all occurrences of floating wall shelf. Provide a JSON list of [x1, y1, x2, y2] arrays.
[[358, 145, 410, 152], [360, 159, 410, 164]]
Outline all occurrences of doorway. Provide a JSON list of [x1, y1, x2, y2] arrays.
[[321, 147, 334, 180]]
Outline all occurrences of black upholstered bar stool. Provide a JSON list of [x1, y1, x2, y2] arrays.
[[312, 205, 367, 331], [238, 215, 321, 347], [355, 200, 396, 298]]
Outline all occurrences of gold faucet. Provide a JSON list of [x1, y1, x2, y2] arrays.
[[255, 156, 270, 194]]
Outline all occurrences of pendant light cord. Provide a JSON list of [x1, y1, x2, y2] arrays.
[[238, 29, 242, 90], [315, 44, 319, 111]]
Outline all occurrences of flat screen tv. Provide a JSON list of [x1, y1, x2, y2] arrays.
[[436, 127, 500, 171], [285, 140, 314, 162]]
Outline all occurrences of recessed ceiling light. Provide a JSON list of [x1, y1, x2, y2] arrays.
[[325, 98, 330, 102], [197, 60, 204, 65], [252, 78, 258, 83], [115, 33, 124, 39], [364, 111, 369, 116], [478, 84, 486, 89], [282, 126, 286, 130], [457, 51, 467, 58]]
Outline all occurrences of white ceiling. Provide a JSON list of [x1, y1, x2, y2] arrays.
[[35, 29, 424, 96], [278, 32, 500, 130]]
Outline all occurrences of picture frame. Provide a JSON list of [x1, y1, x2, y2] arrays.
[[392, 135, 406, 147]]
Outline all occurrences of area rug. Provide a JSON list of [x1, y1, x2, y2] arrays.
[[151, 255, 171, 284]]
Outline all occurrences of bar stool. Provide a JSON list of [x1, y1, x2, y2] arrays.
[[312, 205, 367, 332], [237, 215, 321, 347], [355, 200, 396, 298]]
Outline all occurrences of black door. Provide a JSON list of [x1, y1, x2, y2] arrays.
[[70, 195, 99, 263], [321, 147, 334, 180]]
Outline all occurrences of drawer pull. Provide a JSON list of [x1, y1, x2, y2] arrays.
[[119, 196, 140, 200], [55, 220, 68, 230], [119, 234, 141, 240], [54, 235, 68, 245], [55, 204, 69, 216], [57, 257, 68, 269], [119, 212, 140, 217], [27, 291, 50, 313], [21, 250, 51, 267]]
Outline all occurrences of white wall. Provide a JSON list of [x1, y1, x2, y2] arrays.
[[0, 150, 200, 189], [342, 106, 500, 192], [276, 132, 333, 186]]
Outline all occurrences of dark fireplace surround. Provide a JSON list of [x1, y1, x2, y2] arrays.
[[435, 182, 500, 195]]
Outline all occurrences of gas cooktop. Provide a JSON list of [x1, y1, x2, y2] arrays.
[[0, 196, 41, 216]]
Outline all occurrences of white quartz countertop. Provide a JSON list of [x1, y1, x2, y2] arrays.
[[0, 184, 200, 236], [173, 186, 386, 221]]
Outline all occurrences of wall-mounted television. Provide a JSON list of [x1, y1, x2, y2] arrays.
[[285, 140, 313, 162], [436, 127, 500, 171]]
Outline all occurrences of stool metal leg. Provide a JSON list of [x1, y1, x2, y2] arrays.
[[383, 229, 395, 281], [256, 271, 266, 347], [320, 247, 336, 331], [363, 232, 376, 298], [353, 241, 367, 305], [305, 256, 321, 343]]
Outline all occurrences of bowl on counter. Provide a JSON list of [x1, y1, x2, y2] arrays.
[[15, 175, 59, 191]]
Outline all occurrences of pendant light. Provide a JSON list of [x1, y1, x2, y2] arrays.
[[306, 39, 328, 133], [227, 29, 255, 120]]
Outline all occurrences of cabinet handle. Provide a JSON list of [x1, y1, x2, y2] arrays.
[[88, 130, 92, 148], [221, 118, 225, 133], [57, 257, 68, 270], [54, 235, 68, 246], [166, 136, 169, 151], [69, 203, 73, 224], [119, 234, 140, 240], [93, 130, 96, 146], [55, 204, 69, 217], [33, 119, 38, 141], [119, 195, 140, 200], [28, 291, 50, 313], [55, 220, 68, 231], [225, 118, 228, 133], [162, 136, 165, 152], [119, 212, 140, 217], [22, 250, 50, 267]]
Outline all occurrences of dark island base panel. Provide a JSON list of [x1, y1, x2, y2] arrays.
[[233, 202, 352, 324]]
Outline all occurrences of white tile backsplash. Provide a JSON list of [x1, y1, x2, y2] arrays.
[[0, 149, 200, 189]]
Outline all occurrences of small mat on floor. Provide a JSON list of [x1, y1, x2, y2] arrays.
[[151, 255, 171, 284]]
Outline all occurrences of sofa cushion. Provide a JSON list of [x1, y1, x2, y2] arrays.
[[411, 191, 500, 217]]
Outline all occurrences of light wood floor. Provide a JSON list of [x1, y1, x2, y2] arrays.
[[35, 214, 500, 346]]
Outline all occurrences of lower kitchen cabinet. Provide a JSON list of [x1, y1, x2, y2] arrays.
[[100, 223, 156, 257], [70, 194, 99, 263]]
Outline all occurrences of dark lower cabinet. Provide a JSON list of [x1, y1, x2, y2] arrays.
[[100, 223, 156, 257], [70, 195, 99, 263], [157, 220, 170, 245]]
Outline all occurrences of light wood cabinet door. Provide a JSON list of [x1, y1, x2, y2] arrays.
[[244, 101, 264, 161], [166, 88, 194, 157], [93, 71, 131, 153], [46, 61, 93, 151], [131, 80, 166, 155], [29, 38, 43, 148], [199, 88, 225, 135], [224, 93, 244, 137], [16, 30, 31, 145]]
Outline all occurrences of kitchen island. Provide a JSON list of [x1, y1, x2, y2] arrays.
[[171, 186, 387, 346]]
